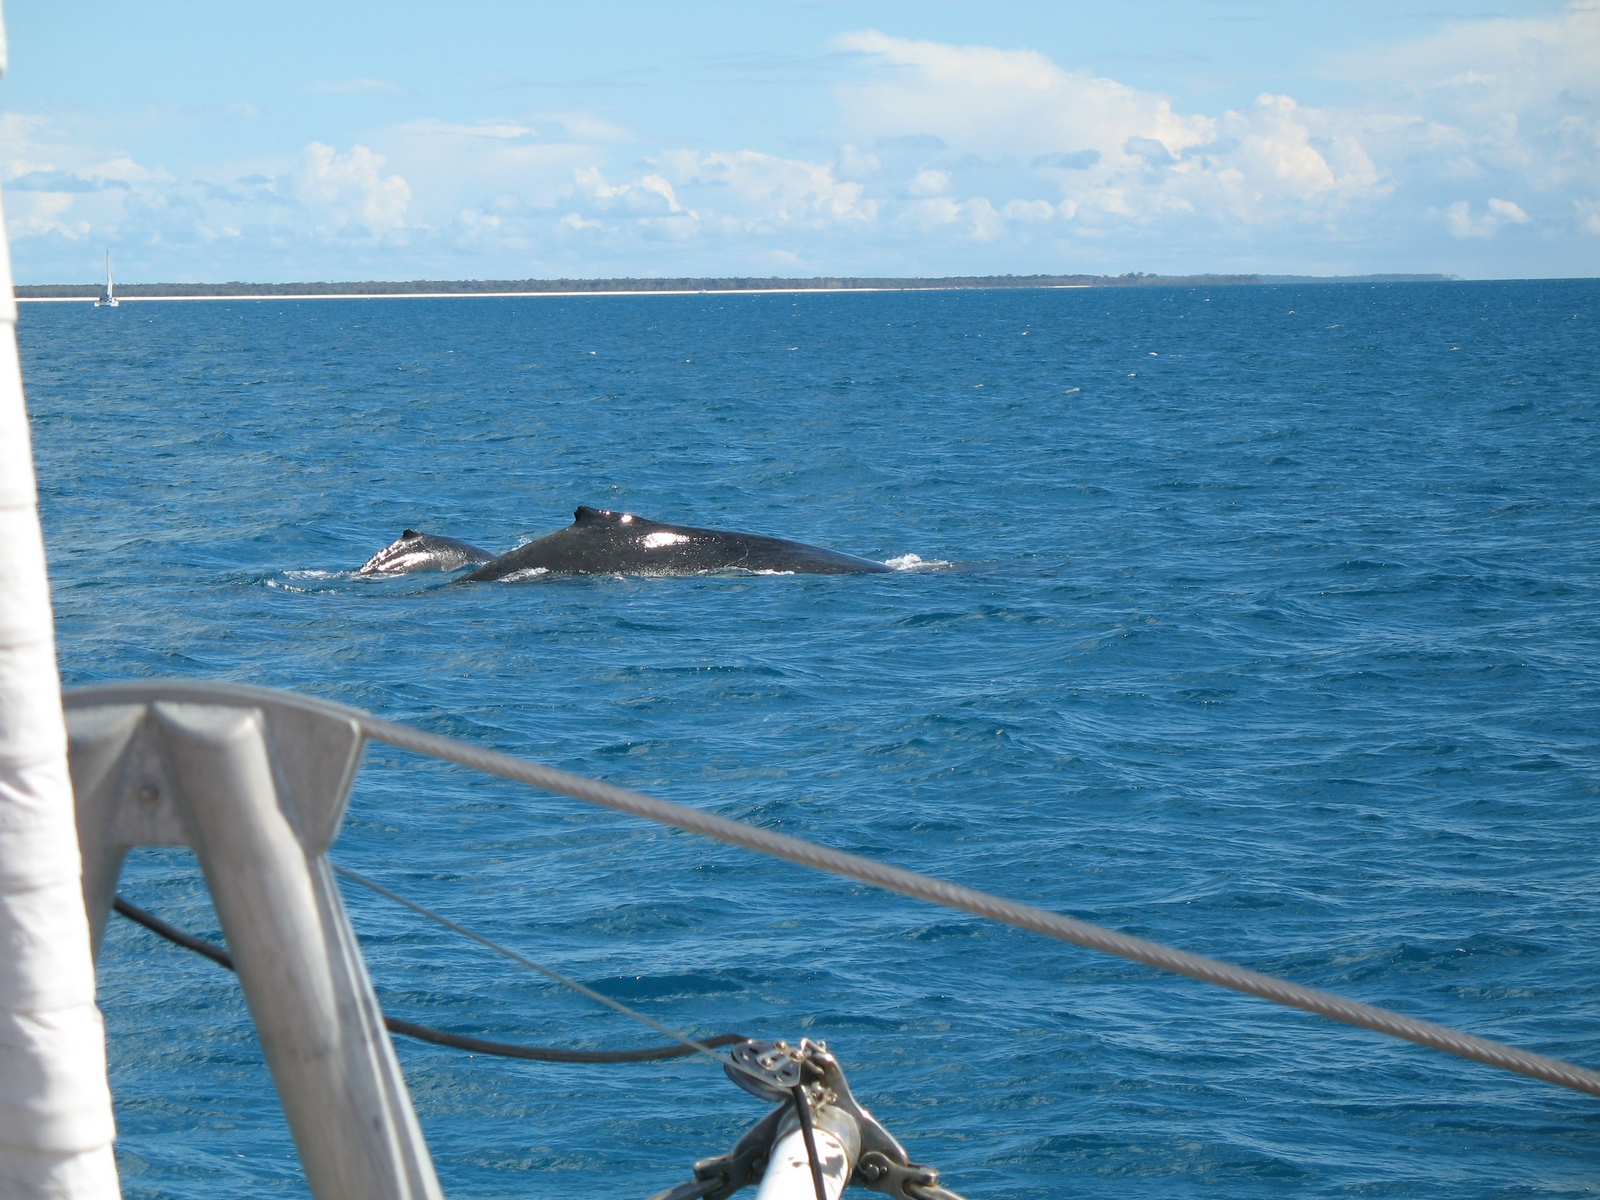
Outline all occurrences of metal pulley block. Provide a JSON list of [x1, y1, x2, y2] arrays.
[[726, 1039, 808, 1101], [646, 1039, 966, 1200]]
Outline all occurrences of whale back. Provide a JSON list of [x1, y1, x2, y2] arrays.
[[460, 506, 890, 581], [357, 530, 496, 575]]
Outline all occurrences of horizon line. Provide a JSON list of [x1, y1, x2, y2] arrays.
[[15, 271, 1472, 302]]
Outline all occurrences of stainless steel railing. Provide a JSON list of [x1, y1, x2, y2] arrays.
[[66, 679, 1600, 1200], [67, 683, 440, 1200]]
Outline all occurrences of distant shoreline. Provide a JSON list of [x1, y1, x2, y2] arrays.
[[15, 272, 1459, 301]]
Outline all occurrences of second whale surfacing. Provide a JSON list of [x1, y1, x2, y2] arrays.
[[462, 506, 892, 580], [357, 530, 495, 575]]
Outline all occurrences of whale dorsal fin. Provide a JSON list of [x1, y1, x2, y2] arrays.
[[574, 506, 631, 524], [402, 529, 422, 539]]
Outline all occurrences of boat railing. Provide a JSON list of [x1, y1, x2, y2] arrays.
[[63, 679, 1600, 1200], [68, 682, 440, 1200]]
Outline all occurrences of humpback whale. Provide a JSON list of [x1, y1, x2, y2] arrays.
[[464, 506, 891, 580], [356, 508, 891, 579], [357, 530, 495, 576]]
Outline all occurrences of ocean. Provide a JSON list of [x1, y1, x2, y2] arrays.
[[21, 279, 1600, 1198]]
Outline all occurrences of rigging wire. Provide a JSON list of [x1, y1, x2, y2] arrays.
[[358, 712, 1600, 1100], [112, 895, 750, 1065], [118, 888, 834, 1195], [791, 1084, 829, 1200], [331, 865, 755, 1077]]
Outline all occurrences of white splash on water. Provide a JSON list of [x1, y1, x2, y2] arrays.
[[885, 554, 951, 571]]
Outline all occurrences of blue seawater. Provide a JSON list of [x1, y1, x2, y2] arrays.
[[20, 280, 1600, 1199]]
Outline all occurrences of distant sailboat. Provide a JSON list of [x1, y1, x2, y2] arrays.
[[94, 251, 119, 307]]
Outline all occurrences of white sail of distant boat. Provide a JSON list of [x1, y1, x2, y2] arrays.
[[94, 251, 118, 307]]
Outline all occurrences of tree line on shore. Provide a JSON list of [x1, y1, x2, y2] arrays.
[[19, 272, 1267, 298], [18, 271, 1459, 298]]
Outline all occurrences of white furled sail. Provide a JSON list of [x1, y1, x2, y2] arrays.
[[0, 10, 123, 1198]]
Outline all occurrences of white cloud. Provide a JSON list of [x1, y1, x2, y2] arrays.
[[382, 114, 626, 246], [964, 197, 1005, 241], [835, 30, 1213, 166], [8, 192, 83, 240], [397, 113, 629, 145], [536, 149, 886, 261], [0, 114, 170, 243], [294, 143, 412, 237], [836, 144, 880, 179], [543, 113, 632, 144], [833, 30, 1386, 235], [656, 150, 877, 227], [0, 115, 154, 193], [1438, 196, 1532, 238], [574, 166, 684, 214], [1003, 199, 1057, 223], [549, 166, 700, 246], [0, 115, 424, 268], [1340, 3, 1599, 181], [3, 8, 1597, 280]]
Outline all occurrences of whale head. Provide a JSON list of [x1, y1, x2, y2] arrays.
[[357, 529, 495, 575]]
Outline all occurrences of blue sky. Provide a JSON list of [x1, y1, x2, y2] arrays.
[[1, 1, 1596, 283]]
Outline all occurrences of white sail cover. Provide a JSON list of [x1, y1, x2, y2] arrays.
[[0, 12, 122, 1196]]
